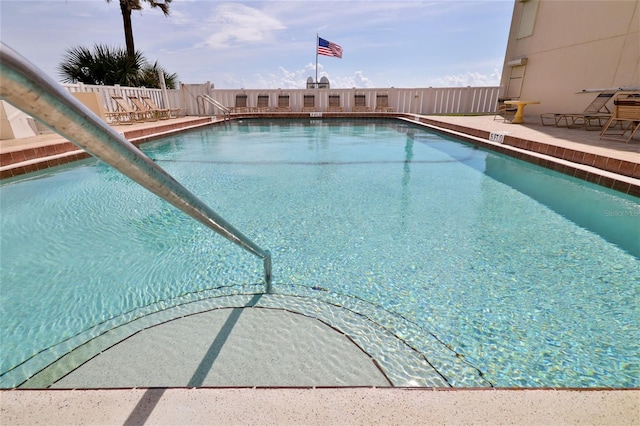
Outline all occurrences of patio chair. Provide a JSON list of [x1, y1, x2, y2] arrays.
[[231, 94, 249, 113], [599, 92, 640, 143], [374, 93, 394, 112], [327, 94, 343, 112], [493, 97, 518, 122], [352, 93, 370, 112], [111, 95, 146, 122], [253, 94, 270, 112], [141, 95, 180, 118], [302, 94, 317, 112], [540, 91, 615, 129], [103, 109, 134, 125], [275, 94, 291, 112], [129, 96, 171, 120], [127, 96, 161, 121]]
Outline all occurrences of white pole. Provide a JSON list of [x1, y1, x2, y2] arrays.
[[158, 68, 170, 109], [315, 34, 319, 88]]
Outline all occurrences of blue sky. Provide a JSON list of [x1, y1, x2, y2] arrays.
[[1, 0, 514, 89]]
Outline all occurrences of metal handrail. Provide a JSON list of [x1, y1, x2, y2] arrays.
[[198, 94, 231, 120], [0, 42, 272, 293]]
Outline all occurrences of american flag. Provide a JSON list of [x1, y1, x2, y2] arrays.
[[318, 37, 342, 58]]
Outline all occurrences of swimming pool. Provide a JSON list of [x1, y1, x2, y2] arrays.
[[1, 118, 638, 388]]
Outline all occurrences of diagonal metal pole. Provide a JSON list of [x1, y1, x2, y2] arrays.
[[0, 42, 272, 293]]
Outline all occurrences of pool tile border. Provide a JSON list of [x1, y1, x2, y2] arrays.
[[2, 114, 638, 198], [412, 116, 640, 197], [0, 117, 214, 179]]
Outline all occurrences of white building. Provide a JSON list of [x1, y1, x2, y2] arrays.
[[499, 0, 640, 114]]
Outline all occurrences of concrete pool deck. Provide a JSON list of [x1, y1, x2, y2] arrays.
[[2, 388, 638, 425], [1, 113, 639, 424], [415, 114, 640, 196]]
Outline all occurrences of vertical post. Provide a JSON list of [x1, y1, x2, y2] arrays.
[[315, 34, 319, 88], [158, 68, 170, 110], [264, 251, 272, 294]]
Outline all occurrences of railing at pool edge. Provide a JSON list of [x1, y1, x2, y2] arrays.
[[198, 94, 231, 121], [0, 42, 272, 293]]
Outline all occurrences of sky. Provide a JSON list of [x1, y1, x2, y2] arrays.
[[0, 0, 515, 89]]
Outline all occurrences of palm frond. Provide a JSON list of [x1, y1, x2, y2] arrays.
[[58, 44, 176, 89]]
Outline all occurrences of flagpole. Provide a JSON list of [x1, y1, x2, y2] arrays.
[[315, 33, 319, 88]]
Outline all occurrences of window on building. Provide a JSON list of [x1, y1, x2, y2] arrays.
[[517, 0, 539, 39]]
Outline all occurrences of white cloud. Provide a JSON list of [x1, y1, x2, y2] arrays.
[[304, 64, 374, 89], [253, 66, 309, 89], [430, 68, 502, 88], [268, 1, 448, 32], [163, 9, 191, 26], [243, 64, 374, 90], [330, 71, 375, 89], [202, 3, 286, 49]]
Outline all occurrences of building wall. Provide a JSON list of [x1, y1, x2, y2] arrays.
[[499, 0, 640, 115], [0, 101, 39, 140]]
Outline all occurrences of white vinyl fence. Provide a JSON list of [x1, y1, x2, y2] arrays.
[[61, 83, 500, 117], [62, 82, 182, 116], [192, 86, 500, 115]]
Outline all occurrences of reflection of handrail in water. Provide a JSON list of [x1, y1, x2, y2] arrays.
[[0, 42, 272, 292]]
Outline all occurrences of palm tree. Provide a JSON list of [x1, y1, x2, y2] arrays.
[[58, 44, 177, 89], [106, 0, 172, 59], [138, 60, 178, 89], [58, 44, 145, 86]]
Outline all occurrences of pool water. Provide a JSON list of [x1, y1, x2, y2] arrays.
[[1, 119, 638, 388]]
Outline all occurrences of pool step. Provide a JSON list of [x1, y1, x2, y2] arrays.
[[0, 117, 215, 179]]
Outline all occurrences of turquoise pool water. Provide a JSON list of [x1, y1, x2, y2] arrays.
[[1, 119, 638, 388]]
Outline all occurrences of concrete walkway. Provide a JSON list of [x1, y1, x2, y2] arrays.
[[2, 388, 638, 425], [413, 114, 639, 196], [428, 114, 639, 163]]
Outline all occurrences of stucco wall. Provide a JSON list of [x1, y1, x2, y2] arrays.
[[499, 0, 640, 115], [0, 101, 38, 140]]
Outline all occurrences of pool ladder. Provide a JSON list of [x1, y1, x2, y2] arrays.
[[0, 42, 272, 293], [198, 94, 231, 121]]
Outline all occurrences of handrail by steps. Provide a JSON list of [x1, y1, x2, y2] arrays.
[[0, 42, 272, 293], [198, 94, 231, 120]]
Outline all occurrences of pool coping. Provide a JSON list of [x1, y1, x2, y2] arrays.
[[0, 116, 215, 179], [1, 387, 638, 425], [403, 116, 640, 197], [409, 115, 640, 197], [2, 113, 638, 198]]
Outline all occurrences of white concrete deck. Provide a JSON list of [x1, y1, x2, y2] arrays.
[[426, 114, 639, 162], [2, 388, 638, 425]]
